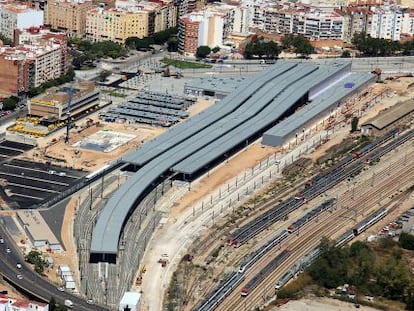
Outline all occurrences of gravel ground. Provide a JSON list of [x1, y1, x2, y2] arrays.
[[274, 297, 380, 311]]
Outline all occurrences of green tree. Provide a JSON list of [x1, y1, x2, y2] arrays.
[[375, 256, 411, 300], [308, 238, 349, 288], [351, 116, 359, 132], [25, 250, 48, 274], [341, 50, 351, 58], [244, 39, 281, 59], [352, 32, 400, 56], [196, 45, 211, 58], [402, 40, 414, 56], [167, 38, 178, 52], [406, 294, 414, 311], [98, 70, 111, 82], [399, 232, 414, 250], [2, 96, 19, 110], [0, 33, 13, 46], [292, 35, 314, 56], [281, 34, 295, 50], [212, 46, 220, 53]]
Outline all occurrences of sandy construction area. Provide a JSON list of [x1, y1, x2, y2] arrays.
[[275, 298, 379, 311]]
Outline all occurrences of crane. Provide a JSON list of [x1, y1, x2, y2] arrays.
[[64, 82, 74, 144]]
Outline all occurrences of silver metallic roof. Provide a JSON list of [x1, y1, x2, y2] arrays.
[[90, 61, 353, 254]]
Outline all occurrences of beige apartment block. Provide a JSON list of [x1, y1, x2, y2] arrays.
[[46, 0, 94, 37], [86, 6, 150, 44]]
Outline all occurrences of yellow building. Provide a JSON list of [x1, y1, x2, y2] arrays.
[[45, 0, 94, 38], [86, 6, 151, 44], [86, 0, 177, 44]]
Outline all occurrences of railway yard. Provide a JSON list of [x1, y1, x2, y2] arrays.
[[3, 58, 414, 311]]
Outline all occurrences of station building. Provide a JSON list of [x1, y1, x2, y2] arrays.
[[28, 81, 100, 123], [361, 99, 414, 136], [17, 210, 63, 251]]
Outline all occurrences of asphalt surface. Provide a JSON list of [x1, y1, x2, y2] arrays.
[[0, 157, 86, 209], [0, 224, 109, 311], [39, 197, 71, 250]]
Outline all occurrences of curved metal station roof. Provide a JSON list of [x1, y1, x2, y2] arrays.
[[262, 72, 374, 142], [90, 61, 352, 255]]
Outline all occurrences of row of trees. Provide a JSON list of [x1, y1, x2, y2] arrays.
[[352, 31, 414, 56], [27, 69, 75, 98], [305, 238, 414, 309], [243, 34, 314, 60], [125, 27, 178, 52]]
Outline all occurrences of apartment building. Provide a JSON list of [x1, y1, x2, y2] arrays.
[[0, 3, 43, 39], [178, 16, 200, 55], [45, 0, 93, 37], [86, 6, 151, 43], [149, 0, 177, 32], [342, 6, 373, 42], [177, 0, 196, 18], [86, 0, 176, 44], [178, 4, 244, 55], [261, 5, 343, 40], [342, 2, 403, 42], [0, 31, 69, 96], [402, 9, 414, 35], [370, 5, 403, 40]]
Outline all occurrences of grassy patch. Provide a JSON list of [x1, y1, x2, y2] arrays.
[[160, 57, 212, 69]]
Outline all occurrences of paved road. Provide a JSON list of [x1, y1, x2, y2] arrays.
[[0, 224, 109, 311]]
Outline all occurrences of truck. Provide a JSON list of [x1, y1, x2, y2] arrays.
[[64, 300, 73, 309]]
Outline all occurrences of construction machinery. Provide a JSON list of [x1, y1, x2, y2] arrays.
[[65, 82, 74, 144]]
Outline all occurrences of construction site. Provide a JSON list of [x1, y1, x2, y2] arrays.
[[2, 58, 414, 311]]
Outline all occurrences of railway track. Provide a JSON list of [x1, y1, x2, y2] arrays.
[[229, 129, 413, 247], [195, 142, 414, 311]]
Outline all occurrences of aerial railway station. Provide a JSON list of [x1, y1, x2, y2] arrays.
[[89, 61, 376, 263]]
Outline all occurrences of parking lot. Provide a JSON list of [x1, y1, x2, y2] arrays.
[[0, 141, 86, 208]]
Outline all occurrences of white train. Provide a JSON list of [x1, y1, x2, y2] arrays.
[[352, 208, 387, 236]]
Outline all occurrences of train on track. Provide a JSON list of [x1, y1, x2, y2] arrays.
[[352, 208, 387, 236], [240, 250, 290, 297], [287, 198, 336, 233], [228, 128, 403, 248]]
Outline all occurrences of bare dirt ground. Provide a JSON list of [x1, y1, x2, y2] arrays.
[[28, 98, 216, 172], [274, 297, 379, 311], [172, 144, 279, 217]]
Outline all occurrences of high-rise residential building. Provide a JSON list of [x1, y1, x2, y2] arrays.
[[86, 0, 176, 44], [402, 9, 414, 35], [86, 6, 151, 43], [370, 5, 403, 40], [0, 3, 43, 39], [45, 0, 93, 37], [0, 28, 69, 96], [260, 5, 343, 40], [148, 0, 177, 32], [342, 1, 402, 42], [178, 16, 200, 55], [177, 0, 196, 18], [178, 5, 241, 55], [342, 6, 373, 42]]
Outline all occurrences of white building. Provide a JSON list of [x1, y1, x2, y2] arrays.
[[119, 292, 141, 311], [0, 294, 49, 311], [401, 9, 414, 35], [261, 6, 343, 40], [58, 264, 77, 290], [370, 5, 403, 40], [17, 210, 63, 251], [0, 4, 43, 39]]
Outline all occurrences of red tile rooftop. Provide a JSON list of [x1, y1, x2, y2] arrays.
[[12, 300, 30, 308]]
